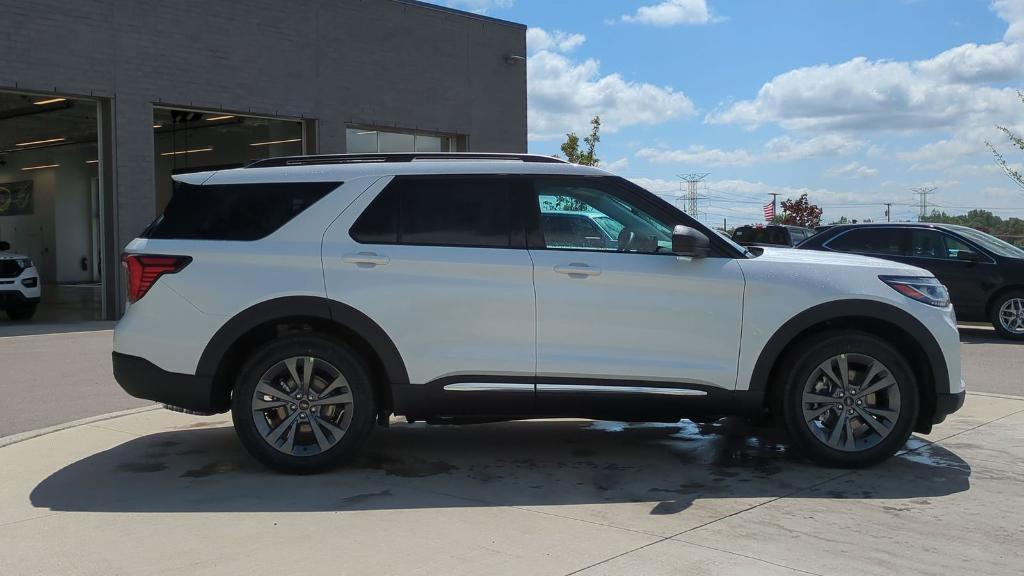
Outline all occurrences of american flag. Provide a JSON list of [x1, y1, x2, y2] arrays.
[[763, 201, 775, 222]]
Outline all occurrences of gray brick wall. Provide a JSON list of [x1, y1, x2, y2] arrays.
[[0, 0, 526, 254]]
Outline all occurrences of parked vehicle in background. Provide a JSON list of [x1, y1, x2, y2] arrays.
[[732, 224, 815, 248], [799, 223, 1024, 339], [0, 241, 40, 320], [815, 225, 834, 234], [111, 153, 965, 473]]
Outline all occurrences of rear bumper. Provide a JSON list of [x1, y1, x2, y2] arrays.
[[112, 352, 224, 414]]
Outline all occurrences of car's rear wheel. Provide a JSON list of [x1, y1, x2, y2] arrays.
[[5, 302, 37, 321], [780, 331, 918, 468], [991, 291, 1024, 340], [231, 334, 376, 474]]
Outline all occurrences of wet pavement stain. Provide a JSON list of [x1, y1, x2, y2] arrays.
[[115, 461, 168, 473], [180, 462, 239, 478], [357, 453, 457, 478], [338, 490, 392, 505]]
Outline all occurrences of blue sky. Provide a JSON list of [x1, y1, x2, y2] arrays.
[[429, 0, 1024, 226]]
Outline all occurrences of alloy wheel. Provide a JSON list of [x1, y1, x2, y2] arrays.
[[998, 298, 1024, 335], [801, 353, 901, 452], [251, 356, 354, 456]]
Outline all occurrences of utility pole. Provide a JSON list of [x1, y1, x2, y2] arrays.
[[769, 193, 781, 221], [883, 202, 892, 222], [912, 187, 936, 221], [679, 173, 709, 217]]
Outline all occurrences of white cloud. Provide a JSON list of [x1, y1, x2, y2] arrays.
[[433, 0, 513, 14], [896, 138, 978, 170], [526, 28, 586, 54], [620, 0, 713, 26], [603, 157, 630, 173], [707, 2, 1024, 133], [826, 161, 880, 178], [636, 134, 862, 167], [527, 30, 696, 140]]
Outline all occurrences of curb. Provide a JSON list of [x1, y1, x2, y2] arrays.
[[967, 391, 1024, 401], [0, 405, 161, 449]]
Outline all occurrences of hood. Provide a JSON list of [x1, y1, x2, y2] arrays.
[[0, 251, 30, 261], [754, 246, 928, 275]]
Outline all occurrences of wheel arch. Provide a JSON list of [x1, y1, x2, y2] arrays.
[[197, 296, 409, 415], [748, 300, 950, 432]]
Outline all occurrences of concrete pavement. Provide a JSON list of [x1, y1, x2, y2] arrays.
[[1, 392, 1022, 575]]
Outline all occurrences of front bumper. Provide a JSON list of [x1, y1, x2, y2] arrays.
[[112, 352, 224, 414], [931, 389, 966, 426], [0, 289, 40, 307]]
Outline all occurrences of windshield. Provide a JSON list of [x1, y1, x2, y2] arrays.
[[954, 227, 1024, 259]]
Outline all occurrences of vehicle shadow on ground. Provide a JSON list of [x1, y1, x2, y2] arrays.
[[31, 418, 971, 516], [960, 326, 1016, 345]]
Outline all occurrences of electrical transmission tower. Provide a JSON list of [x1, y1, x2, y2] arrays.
[[912, 186, 937, 221], [678, 173, 709, 217]]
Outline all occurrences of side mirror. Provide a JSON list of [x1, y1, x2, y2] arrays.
[[956, 249, 980, 262], [672, 225, 710, 258], [0, 241, 9, 251]]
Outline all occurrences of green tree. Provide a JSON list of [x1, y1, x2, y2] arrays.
[[986, 90, 1024, 191], [780, 194, 824, 228], [549, 116, 602, 211], [922, 209, 1024, 247]]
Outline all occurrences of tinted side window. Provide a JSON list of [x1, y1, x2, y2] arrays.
[[350, 177, 513, 248], [145, 181, 338, 241], [826, 228, 904, 255], [909, 230, 974, 260]]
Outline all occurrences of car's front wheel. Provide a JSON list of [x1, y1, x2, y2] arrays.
[[779, 331, 919, 468], [991, 291, 1024, 340], [231, 334, 377, 474]]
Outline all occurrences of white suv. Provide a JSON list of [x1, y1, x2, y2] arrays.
[[0, 241, 41, 320], [113, 153, 965, 473]]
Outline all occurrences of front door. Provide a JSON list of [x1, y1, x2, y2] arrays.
[[526, 176, 745, 411]]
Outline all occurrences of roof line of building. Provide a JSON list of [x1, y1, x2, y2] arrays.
[[392, 0, 527, 29]]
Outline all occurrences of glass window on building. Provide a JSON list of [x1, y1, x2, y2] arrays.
[[346, 127, 466, 153]]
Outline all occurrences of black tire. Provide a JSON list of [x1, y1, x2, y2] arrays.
[[779, 331, 919, 468], [989, 290, 1024, 340], [231, 334, 377, 474], [5, 303, 37, 321]]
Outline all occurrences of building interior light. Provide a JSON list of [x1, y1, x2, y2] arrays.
[[160, 147, 213, 156], [33, 97, 67, 105], [249, 138, 302, 146], [21, 164, 60, 171], [85, 160, 99, 164], [356, 131, 377, 135], [205, 115, 235, 121], [15, 137, 66, 147], [153, 124, 162, 129]]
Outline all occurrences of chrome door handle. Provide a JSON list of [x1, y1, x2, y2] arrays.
[[342, 252, 390, 266], [553, 263, 601, 277]]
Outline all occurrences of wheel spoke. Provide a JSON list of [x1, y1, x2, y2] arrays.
[[279, 418, 300, 454], [864, 406, 899, 421], [859, 359, 885, 390], [855, 406, 891, 437], [285, 358, 302, 391], [265, 411, 300, 445], [819, 360, 843, 387], [252, 397, 287, 410], [301, 357, 314, 395], [827, 410, 848, 448], [837, 355, 850, 390], [843, 416, 856, 450], [317, 375, 349, 401], [256, 382, 293, 404], [308, 415, 332, 452], [803, 392, 838, 405], [312, 390, 353, 407], [856, 376, 896, 399], [804, 404, 832, 422], [314, 415, 347, 438]]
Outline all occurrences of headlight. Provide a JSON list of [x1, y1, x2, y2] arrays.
[[880, 276, 950, 307], [16, 258, 33, 269]]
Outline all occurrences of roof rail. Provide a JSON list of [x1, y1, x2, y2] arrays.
[[245, 153, 567, 169]]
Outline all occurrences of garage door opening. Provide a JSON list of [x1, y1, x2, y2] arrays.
[[153, 108, 305, 212], [0, 90, 104, 325]]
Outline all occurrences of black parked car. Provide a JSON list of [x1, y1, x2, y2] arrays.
[[799, 223, 1024, 339], [731, 224, 814, 248]]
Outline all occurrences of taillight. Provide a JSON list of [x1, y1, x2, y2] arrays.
[[122, 254, 191, 303]]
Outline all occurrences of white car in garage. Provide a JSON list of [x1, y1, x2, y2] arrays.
[[0, 241, 41, 320]]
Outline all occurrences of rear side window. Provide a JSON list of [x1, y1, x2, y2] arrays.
[[826, 228, 905, 256], [145, 181, 339, 241], [350, 176, 514, 248]]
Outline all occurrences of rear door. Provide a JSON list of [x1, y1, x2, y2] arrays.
[[321, 175, 537, 414]]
